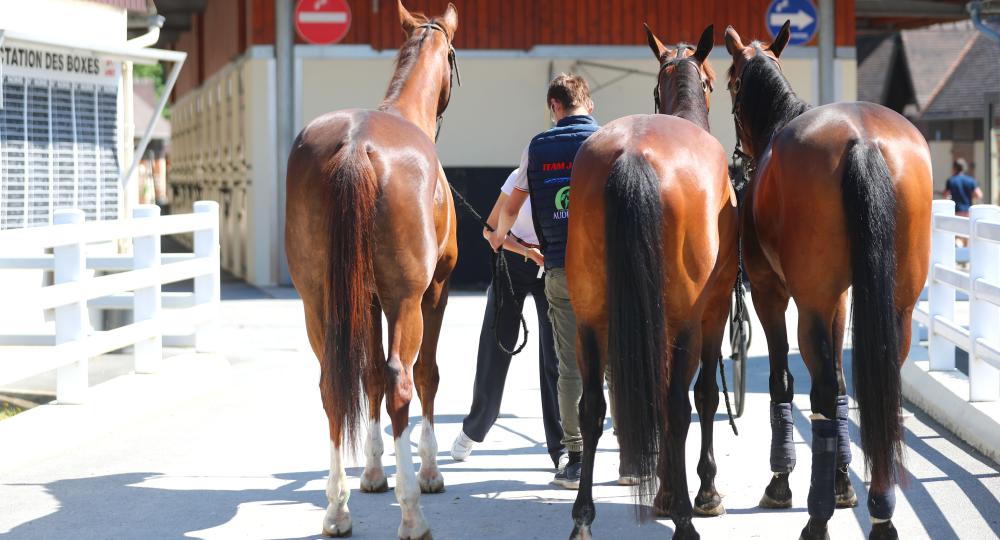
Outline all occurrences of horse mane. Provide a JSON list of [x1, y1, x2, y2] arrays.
[[733, 46, 810, 156], [379, 12, 436, 108], [666, 48, 713, 131]]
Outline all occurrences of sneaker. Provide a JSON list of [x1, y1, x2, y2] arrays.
[[451, 430, 475, 461], [556, 452, 569, 471], [553, 452, 582, 489]]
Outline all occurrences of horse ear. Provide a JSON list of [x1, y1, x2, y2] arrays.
[[442, 3, 459, 36], [644, 23, 667, 60], [770, 20, 791, 57], [724, 25, 743, 55], [398, 0, 418, 34], [694, 24, 714, 63]]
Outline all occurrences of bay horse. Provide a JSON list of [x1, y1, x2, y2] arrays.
[[724, 22, 931, 540], [284, 2, 459, 538], [565, 24, 738, 539]]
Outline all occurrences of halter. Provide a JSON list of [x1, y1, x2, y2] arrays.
[[728, 51, 781, 174], [652, 45, 708, 114], [416, 21, 461, 141]]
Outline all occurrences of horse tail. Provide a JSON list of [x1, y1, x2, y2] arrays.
[[842, 138, 902, 491], [604, 151, 666, 506], [322, 142, 378, 453]]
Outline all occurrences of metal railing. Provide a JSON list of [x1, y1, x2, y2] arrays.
[[912, 200, 1000, 402], [0, 201, 220, 404]]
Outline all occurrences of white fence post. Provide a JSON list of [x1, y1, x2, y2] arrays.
[[133, 205, 162, 373], [969, 205, 1000, 401], [194, 200, 221, 352], [54, 209, 87, 404], [929, 200, 957, 371]]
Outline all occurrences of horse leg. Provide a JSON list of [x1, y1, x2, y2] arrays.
[[750, 275, 795, 509], [570, 326, 606, 540], [799, 306, 841, 540], [303, 307, 353, 538], [384, 296, 431, 540], [666, 327, 700, 539], [693, 298, 729, 517], [414, 278, 449, 494], [831, 292, 857, 509], [361, 297, 389, 493]]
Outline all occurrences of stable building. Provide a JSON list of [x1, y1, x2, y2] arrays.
[[163, 0, 861, 288]]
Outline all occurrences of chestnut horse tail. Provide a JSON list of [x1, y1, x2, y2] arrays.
[[842, 138, 902, 491], [604, 152, 665, 507], [322, 142, 378, 452]]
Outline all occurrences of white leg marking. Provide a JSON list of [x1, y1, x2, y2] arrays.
[[323, 441, 352, 536], [360, 420, 388, 492], [418, 416, 444, 493], [395, 425, 430, 539]]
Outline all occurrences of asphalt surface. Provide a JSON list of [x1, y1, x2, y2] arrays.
[[0, 283, 997, 539]]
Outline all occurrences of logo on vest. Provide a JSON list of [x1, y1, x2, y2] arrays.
[[553, 186, 570, 219]]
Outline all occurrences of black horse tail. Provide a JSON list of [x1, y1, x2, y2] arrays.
[[604, 152, 666, 508], [842, 139, 902, 491], [322, 142, 377, 454]]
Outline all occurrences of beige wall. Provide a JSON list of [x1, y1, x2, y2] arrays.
[[298, 51, 857, 169]]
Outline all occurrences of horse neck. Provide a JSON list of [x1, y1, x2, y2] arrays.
[[739, 69, 809, 159], [379, 39, 448, 140], [662, 68, 710, 131]]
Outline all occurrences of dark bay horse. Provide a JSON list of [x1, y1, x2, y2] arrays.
[[565, 25, 737, 539], [284, 3, 459, 538], [724, 22, 931, 540]]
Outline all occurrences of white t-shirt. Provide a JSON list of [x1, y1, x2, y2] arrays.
[[500, 167, 539, 246]]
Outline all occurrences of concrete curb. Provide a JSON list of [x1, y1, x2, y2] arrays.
[[902, 346, 1000, 465]]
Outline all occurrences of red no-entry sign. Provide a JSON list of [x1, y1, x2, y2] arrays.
[[295, 0, 352, 45]]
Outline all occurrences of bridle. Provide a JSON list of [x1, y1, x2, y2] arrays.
[[415, 21, 461, 141], [728, 51, 782, 174], [652, 45, 709, 114]]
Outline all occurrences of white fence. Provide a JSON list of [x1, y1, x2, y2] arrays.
[[0, 201, 220, 404], [911, 200, 1000, 402]]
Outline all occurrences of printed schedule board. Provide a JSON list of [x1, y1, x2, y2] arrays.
[[0, 43, 121, 230]]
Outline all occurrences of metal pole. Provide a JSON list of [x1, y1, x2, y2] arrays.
[[818, 0, 835, 104], [275, 0, 294, 285]]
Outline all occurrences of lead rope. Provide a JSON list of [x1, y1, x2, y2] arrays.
[[448, 183, 530, 355]]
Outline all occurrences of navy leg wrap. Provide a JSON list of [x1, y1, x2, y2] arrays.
[[836, 395, 852, 467], [769, 402, 796, 473], [868, 488, 897, 521], [807, 419, 838, 521]]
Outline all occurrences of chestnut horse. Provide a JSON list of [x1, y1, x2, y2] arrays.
[[565, 25, 737, 539], [724, 23, 931, 540], [284, 3, 459, 539]]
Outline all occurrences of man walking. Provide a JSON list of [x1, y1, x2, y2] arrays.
[[943, 158, 983, 216], [488, 74, 598, 489]]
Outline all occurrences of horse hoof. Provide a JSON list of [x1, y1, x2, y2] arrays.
[[798, 518, 830, 540], [673, 521, 700, 540], [419, 470, 445, 494], [322, 517, 352, 537], [693, 499, 725, 517], [759, 492, 793, 509], [869, 522, 899, 540], [360, 471, 389, 493], [400, 532, 432, 540], [569, 524, 593, 540], [653, 493, 672, 518], [835, 475, 858, 508]]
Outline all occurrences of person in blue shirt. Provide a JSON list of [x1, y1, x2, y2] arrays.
[[943, 158, 983, 216], [488, 74, 599, 489]]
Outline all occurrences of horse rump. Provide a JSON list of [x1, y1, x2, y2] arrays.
[[841, 139, 903, 491], [604, 152, 666, 510], [320, 142, 378, 454]]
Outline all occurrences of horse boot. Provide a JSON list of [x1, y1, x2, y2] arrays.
[[834, 395, 858, 508], [868, 488, 898, 540], [760, 401, 795, 508], [800, 417, 837, 540]]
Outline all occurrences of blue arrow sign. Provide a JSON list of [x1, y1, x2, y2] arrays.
[[765, 0, 818, 46]]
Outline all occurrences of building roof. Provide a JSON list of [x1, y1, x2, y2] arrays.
[[858, 34, 897, 103], [899, 22, 979, 113], [921, 33, 1000, 120]]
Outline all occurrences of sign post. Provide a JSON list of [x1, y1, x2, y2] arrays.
[[295, 0, 352, 45]]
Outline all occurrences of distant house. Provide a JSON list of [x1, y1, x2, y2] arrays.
[[858, 21, 1000, 203]]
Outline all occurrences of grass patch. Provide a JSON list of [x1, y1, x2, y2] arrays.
[[0, 401, 25, 421]]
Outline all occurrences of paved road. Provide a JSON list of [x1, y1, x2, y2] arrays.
[[1, 284, 998, 539]]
